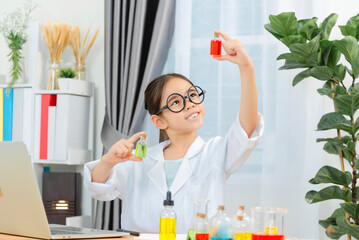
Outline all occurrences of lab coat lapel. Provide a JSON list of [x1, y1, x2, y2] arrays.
[[169, 157, 193, 196], [170, 136, 206, 196], [146, 140, 169, 197]]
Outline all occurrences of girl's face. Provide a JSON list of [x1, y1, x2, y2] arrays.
[[158, 77, 205, 134]]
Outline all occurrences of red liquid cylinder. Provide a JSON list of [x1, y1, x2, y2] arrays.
[[210, 39, 222, 56], [196, 233, 209, 240], [251, 234, 284, 240]]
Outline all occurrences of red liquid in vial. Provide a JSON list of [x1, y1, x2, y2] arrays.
[[210, 39, 222, 56], [251, 234, 285, 240], [196, 233, 209, 240]]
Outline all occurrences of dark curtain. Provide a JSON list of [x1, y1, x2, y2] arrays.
[[94, 0, 176, 230]]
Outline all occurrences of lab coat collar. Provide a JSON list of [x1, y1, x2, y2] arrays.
[[146, 136, 206, 197]]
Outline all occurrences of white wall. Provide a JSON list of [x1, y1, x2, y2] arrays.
[[0, 0, 105, 161]]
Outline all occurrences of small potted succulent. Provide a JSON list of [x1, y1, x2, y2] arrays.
[[58, 67, 77, 90]]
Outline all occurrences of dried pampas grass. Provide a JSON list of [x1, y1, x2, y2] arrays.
[[69, 26, 99, 78], [41, 21, 72, 89]]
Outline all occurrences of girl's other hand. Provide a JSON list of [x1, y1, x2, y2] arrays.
[[102, 131, 146, 166], [212, 30, 253, 67]]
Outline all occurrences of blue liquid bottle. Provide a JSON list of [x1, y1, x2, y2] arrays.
[[209, 206, 233, 240]]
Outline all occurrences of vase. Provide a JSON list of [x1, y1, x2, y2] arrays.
[[47, 62, 60, 90], [74, 63, 87, 81]]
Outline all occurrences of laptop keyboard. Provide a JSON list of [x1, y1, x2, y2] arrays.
[[51, 229, 83, 235], [50, 226, 104, 236]]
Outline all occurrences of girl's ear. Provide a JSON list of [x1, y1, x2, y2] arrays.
[[151, 115, 168, 130]]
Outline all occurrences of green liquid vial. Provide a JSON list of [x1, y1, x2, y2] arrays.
[[135, 135, 148, 159]]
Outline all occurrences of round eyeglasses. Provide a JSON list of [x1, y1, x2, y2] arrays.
[[156, 85, 206, 115]]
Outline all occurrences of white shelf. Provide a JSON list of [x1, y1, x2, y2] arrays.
[[0, 83, 32, 88], [32, 160, 85, 165]]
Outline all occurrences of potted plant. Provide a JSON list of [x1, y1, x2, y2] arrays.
[[58, 67, 77, 91], [265, 12, 359, 239], [0, 0, 36, 93]]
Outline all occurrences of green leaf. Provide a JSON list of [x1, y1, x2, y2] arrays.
[[277, 53, 305, 62], [334, 64, 346, 82], [336, 216, 359, 239], [339, 25, 357, 38], [321, 13, 338, 40], [317, 81, 335, 98], [264, 23, 283, 40], [320, 40, 341, 68], [340, 203, 359, 219], [347, 13, 359, 28], [309, 66, 333, 80], [319, 207, 346, 239], [305, 186, 351, 204], [279, 60, 307, 70], [298, 17, 319, 40], [309, 165, 351, 186], [268, 12, 298, 38], [292, 69, 310, 86], [334, 93, 359, 117], [280, 35, 306, 47], [289, 34, 321, 60], [317, 112, 350, 130], [334, 36, 359, 64], [356, 158, 359, 170], [317, 112, 354, 136], [323, 141, 342, 155], [352, 55, 359, 79]]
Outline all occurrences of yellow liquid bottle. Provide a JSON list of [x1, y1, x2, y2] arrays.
[[160, 218, 176, 240], [234, 232, 252, 240], [159, 191, 176, 240], [135, 135, 148, 159]]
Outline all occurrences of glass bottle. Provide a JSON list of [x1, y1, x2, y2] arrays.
[[74, 62, 87, 80], [187, 199, 209, 240], [195, 213, 209, 240], [209, 205, 233, 240], [135, 135, 148, 159], [47, 62, 60, 90], [235, 206, 251, 230], [233, 216, 252, 240], [210, 33, 222, 56], [160, 191, 176, 240]]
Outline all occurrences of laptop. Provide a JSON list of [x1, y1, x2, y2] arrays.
[[0, 141, 130, 239]]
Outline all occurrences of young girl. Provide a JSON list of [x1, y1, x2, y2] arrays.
[[84, 30, 264, 233]]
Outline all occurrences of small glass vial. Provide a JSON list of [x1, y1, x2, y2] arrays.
[[160, 191, 176, 240], [210, 33, 222, 56], [135, 135, 148, 159]]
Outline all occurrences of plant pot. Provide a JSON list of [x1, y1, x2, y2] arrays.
[[58, 78, 71, 90]]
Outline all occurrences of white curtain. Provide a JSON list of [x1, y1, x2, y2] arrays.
[[142, 0, 359, 239]]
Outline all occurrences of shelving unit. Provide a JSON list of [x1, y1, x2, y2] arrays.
[[0, 21, 95, 219]]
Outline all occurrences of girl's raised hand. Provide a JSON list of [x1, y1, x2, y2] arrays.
[[212, 30, 252, 67], [103, 131, 146, 165]]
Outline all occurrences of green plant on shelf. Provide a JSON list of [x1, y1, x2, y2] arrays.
[[265, 12, 359, 239], [0, 0, 36, 94], [58, 67, 77, 79]]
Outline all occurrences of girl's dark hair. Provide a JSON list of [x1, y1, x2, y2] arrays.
[[144, 73, 194, 142]]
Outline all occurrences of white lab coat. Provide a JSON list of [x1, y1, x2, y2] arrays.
[[84, 113, 264, 233]]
